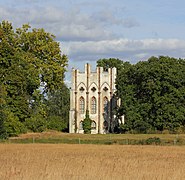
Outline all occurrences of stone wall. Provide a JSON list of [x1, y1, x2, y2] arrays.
[[69, 64, 117, 134]]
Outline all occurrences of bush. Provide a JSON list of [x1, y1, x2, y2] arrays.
[[47, 116, 67, 131], [174, 126, 185, 134], [83, 110, 92, 134], [3, 111, 26, 137], [162, 129, 170, 134], [25, 115, 47, 132], [134, 121, 151, 134], [145, 137, 161, 145]]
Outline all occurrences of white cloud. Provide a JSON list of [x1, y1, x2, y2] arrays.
[[0, 5, 116, 41], [62, 38, 185, 63], [1, 2, 185, 66]]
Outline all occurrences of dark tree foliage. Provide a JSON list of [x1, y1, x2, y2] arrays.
[[97, 57, 185, 133], [0, 111, 7, 139], [117, 56, 185, 133], [97, 58, 124, 71], [97, 58, 131, 131], [45, 84, 70, 132]]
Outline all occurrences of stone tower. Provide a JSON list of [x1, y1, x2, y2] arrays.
[[69, 64, 117, 134]]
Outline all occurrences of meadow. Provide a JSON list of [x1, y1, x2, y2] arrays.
[[0, 143, 185, 180], [5, 131, 185, 145]]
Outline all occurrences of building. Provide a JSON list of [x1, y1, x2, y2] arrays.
[[69, 63, 118, 134]]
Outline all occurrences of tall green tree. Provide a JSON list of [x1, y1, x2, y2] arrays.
[[117, 56, 185, 133], [0, 21, 68, 136]]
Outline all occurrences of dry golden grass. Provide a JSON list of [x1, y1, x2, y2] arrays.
[[0, 144, 185, 180]]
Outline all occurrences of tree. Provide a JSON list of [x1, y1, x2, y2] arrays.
[[0, 85, 7, 139], [97, 58, 124, 71], [97, 58, 132, 133], [117, 56, 185, 133], [0, 21, 68, 136], [0, 111, 7, 139], [83, 110, 92, 134], [45, 84, 70, 131]]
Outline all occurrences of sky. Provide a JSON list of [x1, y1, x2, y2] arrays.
[[1, 0, 185, 85]]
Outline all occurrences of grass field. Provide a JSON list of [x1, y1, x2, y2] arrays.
[[0, 144, 185, 180], [5, 131, 185, 145]]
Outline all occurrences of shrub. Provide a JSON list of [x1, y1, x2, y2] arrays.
[[3, 111, 26, 137], [175, 126, 185, 134], [146, 137, 161, 145], [25, 115, 47, 132], [162, 129, 170, 134], [47, 116, 67, 131], [83, 110, 92, 134]]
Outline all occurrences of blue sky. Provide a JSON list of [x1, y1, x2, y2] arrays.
[[1, 0, 185, 84]]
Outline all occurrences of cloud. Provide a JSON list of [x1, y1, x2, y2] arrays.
[[62, 38, 185, 63], [1, 1, 185, 66], [0, 0, 140, 43], [91, 10, 139, 28], [0, 5, 119, 41]]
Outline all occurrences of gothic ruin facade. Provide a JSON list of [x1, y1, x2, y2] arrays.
[[69, 64, 118, 134]]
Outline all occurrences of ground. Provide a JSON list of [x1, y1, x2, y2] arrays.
[[0, 143, 185, 180]]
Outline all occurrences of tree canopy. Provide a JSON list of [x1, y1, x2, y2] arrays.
[[0, 21, 69, 138], [97, 56, 185, 133]]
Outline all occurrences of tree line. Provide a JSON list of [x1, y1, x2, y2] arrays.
[[1, 21, 185, 138], [97, 57, 185, 133]]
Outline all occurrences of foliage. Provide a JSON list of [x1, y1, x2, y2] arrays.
[[0, 111, 7, 139], [25, 115, 47, 132], [83, 110, 92, 134], [145, 137, 161, 145], [0, 20, 68, 136], [45, 84, 70, 131], [97, 58, 124, 72], [117, 56, 185, 133], [47, 116, 67, 131], [97, 57, 185, 133], [0, 85, 8, 139], [3, 110, 26, 137]]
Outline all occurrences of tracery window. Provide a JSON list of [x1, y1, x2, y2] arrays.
[[79, 87, 85, 92], [91, 97, 96, 114], [79, 97, 85, 114], [91, 87, 96, 92]]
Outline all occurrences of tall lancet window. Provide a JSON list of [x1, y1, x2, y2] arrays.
[[103, 97, 108, 113], [79, 97, 85, 114], [91, 97, 96, 114]]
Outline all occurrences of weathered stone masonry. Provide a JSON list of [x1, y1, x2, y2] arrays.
[[69, 64, 117, 134]]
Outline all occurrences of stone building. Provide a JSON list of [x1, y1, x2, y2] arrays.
[[69, 63, 118, 134]]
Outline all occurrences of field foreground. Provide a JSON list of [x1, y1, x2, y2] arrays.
[[0, 144, 185, 180]]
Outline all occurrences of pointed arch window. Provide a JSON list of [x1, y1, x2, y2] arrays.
[[91, 121, 96, 130], [79, 97, 85, 114], [91, 97, 96, 114], [79, 121, 83, 130], [103, 97, 108, 113]]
